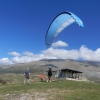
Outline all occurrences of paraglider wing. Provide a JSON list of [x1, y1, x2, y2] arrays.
[[45, 11, 84, 47]]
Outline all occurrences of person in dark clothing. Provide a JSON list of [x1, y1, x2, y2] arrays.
[[47, 68, 52, 82], [24, 68, 30, 84]]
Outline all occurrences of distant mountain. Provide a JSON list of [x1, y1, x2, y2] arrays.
[[0, 59, 100, 82]]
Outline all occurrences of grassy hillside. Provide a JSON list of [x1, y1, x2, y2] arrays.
[[0, 59, 100, 82], [0, 78, 100, 100]]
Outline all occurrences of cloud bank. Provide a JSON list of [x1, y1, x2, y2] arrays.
[[51, 40, 68, 47], [0, 40, 100, 65], [8, 52, 21, 57]]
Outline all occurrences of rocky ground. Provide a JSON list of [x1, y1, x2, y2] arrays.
[[4, 92, 49, 100], [2, 88, 69, 100]]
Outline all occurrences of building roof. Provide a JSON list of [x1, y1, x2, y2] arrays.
[[61, 68, 83, 73]]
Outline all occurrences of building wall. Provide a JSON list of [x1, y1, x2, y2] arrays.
[[54, 70, 82, 79], [67, 72, 73, 78]]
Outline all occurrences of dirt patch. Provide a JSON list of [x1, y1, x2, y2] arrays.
[[3, 92, 49, 100], [3, 88, 73, 100]]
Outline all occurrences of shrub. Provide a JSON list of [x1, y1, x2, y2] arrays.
[[1, 80, 7, 84], [0, 78, 7, 84]]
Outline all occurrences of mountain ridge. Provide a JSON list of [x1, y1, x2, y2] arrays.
[[0, 59, 100, 82]]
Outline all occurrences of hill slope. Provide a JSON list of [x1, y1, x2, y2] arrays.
[[0, 59, 100, 82], [0, 80, 100, 100]]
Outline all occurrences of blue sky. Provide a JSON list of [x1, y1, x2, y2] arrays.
[[0, 0, 100, 64]]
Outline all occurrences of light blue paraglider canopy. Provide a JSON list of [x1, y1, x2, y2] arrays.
[[45, 11, 84, 47]]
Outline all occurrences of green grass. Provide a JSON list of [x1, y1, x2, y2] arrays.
[[0, 79, 100, 100]]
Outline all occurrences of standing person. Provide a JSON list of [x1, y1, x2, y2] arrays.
[[47, 68, 52, 82], [24, 68, 30, 85]]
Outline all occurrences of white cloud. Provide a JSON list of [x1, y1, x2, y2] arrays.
[[23, 51, 34, 56], [1, 41, 100, 65], [11, 56, 35, 63], [0, 58, 13, 65], [52, 40, 68, 47], [8, 52, 21, 57], [11, 53, 56, 64], [79, 45, 100, 61], [42, 48, 79, 59]]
